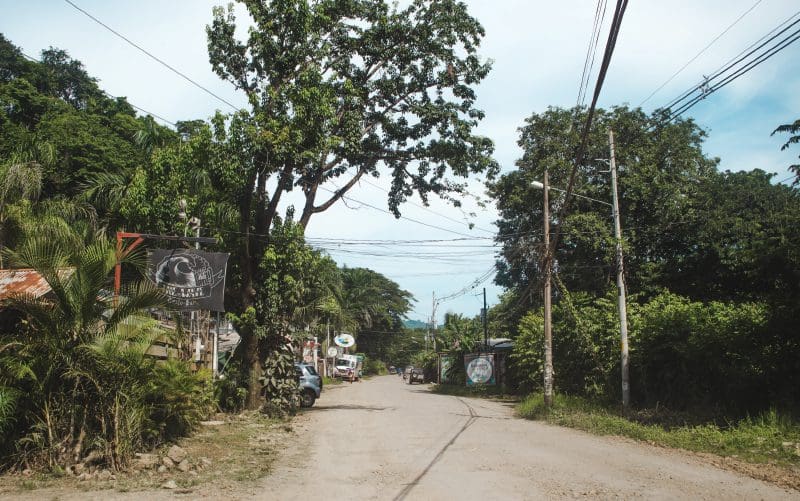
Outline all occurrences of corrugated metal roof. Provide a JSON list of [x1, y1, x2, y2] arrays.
[[0, 268, 74, 300]]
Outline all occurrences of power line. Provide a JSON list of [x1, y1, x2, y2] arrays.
[[639, 0, 763, 107], [63, 0, 240, 112], [656, 10, 800, 118], [555, 0, 629, 252], [576, 0, 608, 109], [664, 26, 800, 121], [317, 185, 479, 238], [20, 51, 177, 127], [348, 169, 496, 235]]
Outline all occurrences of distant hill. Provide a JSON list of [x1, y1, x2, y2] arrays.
[[403, 319, 428, 330]]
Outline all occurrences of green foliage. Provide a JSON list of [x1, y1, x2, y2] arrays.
[[772, 118, 800, 184], [213, 361, 248, 413], [633, 293, 770, 411], [144, 362, 213, 443], [0, 228, 209, 471], [492, 104, 800, 416], [361, 356, 387, 376], [517, 394, 800, 467], [259, 348, 300, 418], [509, 290, 784, 414], [436, 313, 484, 385]]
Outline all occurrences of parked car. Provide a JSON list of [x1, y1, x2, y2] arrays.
[[402, 365, 413, 381], [295, 362, 322, 407], [407, 366, 424, 384]]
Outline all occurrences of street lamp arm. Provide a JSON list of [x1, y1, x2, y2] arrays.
[[531, 181, 612, 207]]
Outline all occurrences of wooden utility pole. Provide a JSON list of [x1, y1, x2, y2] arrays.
[[482, 287, 488, 350], [609, 129, 630, 411], [542, 169, 554, 408]]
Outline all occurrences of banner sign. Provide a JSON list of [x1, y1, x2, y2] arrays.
[[147, 249, 229, 311], [464, 353, 496, 386]]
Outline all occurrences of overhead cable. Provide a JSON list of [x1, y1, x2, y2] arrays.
[[639, 0, 764, 107], [63, 0, 240, 112]]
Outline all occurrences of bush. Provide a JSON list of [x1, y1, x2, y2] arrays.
[[144, 361, 214, 444], [509, 291, 782, 414], [362, 357, 387, 376], [213, 360, 248, 413]]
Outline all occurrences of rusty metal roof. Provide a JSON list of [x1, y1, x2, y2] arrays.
[[0, 268, 74, 300]]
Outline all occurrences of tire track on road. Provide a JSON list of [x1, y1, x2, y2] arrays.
[[393, 397, 478, 501]]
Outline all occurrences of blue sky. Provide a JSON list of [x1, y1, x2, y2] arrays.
[[3, 0, 799, 323]]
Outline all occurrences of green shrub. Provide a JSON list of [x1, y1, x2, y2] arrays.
[[213, 360, 248, 413], [144, 360, 213, 443], [362, 357, 387, 376]]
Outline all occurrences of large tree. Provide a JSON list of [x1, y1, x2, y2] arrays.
[[206, 0, 497, 407], [489, 106, 720, 307]]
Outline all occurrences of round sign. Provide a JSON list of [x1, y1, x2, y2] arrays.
[[327, 347, 339, 358], [466, 357, 493, 384], [334, 333, 355, 348]]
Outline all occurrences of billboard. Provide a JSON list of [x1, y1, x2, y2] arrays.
[[464, 353, 496, 386], [147, 249, 229, 311]]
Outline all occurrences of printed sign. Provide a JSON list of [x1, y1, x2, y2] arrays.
[[147, 249, 229, 311], [334, 333, 355, 348], [464, 353, 496, 386]]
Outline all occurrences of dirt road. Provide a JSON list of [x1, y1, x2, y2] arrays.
[[6, 376, 795, 500], [266, 375, 794, 500]]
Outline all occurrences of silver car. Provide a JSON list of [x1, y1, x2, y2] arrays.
[[295, 363, 322, 407]]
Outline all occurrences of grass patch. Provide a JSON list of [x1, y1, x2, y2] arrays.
[[0, 411, 296, 496], [517, 393, 800, 467], [322, 376, 343, 386]]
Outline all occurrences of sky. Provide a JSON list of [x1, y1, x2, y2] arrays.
[[2, 0, 799, 323]]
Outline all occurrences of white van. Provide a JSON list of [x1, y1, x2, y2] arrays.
[[333, 354, 362, 380]]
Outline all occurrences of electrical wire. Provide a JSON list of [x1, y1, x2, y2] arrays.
[[63, 0, 240, 112], [664, 26, 800, 121], [639, 0, 763, 107], [316, 185, 479, 238], [655, 10, 800, 120], [576, 0, 608, 109], [555, 0, 629, 255], [346, 169, 496, 235]]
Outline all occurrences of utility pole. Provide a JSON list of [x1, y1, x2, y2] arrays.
[[609, 129, 630, 412], [542, 169, 554, 408], [428, 292, 438, 352], [482, 287, 488, 351]]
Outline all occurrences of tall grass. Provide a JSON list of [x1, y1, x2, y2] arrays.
[[518, 394, 800, 466]]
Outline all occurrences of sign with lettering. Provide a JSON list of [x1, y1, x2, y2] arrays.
[[147, 249, 229, 311]]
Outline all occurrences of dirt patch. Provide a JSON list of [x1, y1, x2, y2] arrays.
[[692, 450, 800, 492], [0, 411, 297, 499]]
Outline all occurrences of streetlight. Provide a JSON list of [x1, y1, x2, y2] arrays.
[[532, 130, 630, 412]]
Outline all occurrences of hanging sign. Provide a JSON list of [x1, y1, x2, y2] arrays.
[[334, 333, 355, 348], [147, 249, 229, 311], [327, 347, 339, 358]]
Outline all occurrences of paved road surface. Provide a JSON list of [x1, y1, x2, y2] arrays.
[[266, 375, 794, 500], [6, 375, 794, 500]]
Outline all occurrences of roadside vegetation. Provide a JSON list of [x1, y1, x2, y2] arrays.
[[2, 0, 800, 491], [517, 394, 800, 470]]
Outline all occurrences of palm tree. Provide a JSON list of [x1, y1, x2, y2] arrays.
[[0, 133, 54, 267], [0, 227, 166, 469]]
